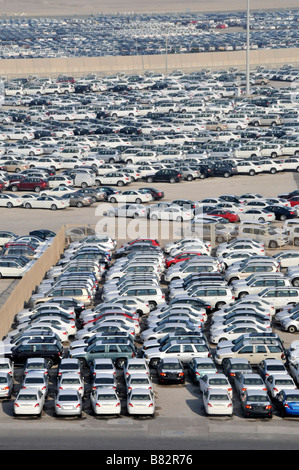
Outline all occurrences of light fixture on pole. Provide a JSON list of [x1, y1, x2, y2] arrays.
[[246, 0, 250, 96]]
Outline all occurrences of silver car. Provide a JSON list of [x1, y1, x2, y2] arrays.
[[55, 389, 82, 417], [14, 388, 45, 416], [0, 372, 13, 398], [90, 387, 121, 416]]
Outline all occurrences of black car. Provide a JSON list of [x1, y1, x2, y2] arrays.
[[29, 229, 56, 240], [6, 341, 64, 367], [210, 163, 236, 178], [240, 389, 273, 418], [144, 169, 182, 184], [222, 358, 253, 378], [264, 205, 297, 221], [138, 187, 165, 200], [156, 358, 185, 384]]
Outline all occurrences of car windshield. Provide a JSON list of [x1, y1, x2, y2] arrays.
[[18, 394, 38, 400], [285, 394, 299, 401], [0, 377, 8, 383], [162, 363, 181, 369], [0, 364, 9, 369], [58, 395, 78, 401], [128, 365, 147, 370], [209, 394, 230, 401], [60, 364, 78, 370], [61, 378, 80, 384], [130, 394, 151, 400], [25, 378, 44, 384], [267, 365, 285, 372], [232, 364, 252, 371], [95, 364, 113, 370], [209, 378, 228, 385], [95, 378, 114, 384], [244, 378, 263, 385], [276, 379, 294, 385], [248, 395, 268, 402], [130, 379, 149, 384], [97, 394, 117, 400], [197, 364, 215, 369]]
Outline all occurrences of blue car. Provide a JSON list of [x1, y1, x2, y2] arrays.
[[276, 390, 299, 417]]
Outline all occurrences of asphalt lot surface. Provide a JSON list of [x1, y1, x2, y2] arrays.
[[1, 170, 299, 450]]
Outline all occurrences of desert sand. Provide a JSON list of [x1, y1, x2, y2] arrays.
[[0, 0, 298, 16]]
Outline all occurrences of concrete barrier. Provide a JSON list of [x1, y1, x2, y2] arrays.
[[1, 47, 298, 78], [0, 226, 66, 339]]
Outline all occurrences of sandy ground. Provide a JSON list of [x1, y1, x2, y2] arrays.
[[0, 0, 298, 16]]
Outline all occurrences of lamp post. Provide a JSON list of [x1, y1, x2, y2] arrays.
[[246, 0, 250, 96]]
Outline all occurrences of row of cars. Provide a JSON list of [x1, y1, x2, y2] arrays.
[[2, 231, 299, 418], [1, 10, 298, 59]]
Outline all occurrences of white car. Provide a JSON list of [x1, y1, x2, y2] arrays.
[[57, 372, 84, 397], [127, 388, 155, 416], [108, 190, 152, 204], [23, 196, 68, 210], [239, 209, 276, 222], [91, 372, 117, 390], [210, 322, 271, 344], [233, 373, 267, 396], [90, 387, 121, 415], [21, 370, 49, 397], [149, 206, 193, 222], [126, 374, 153, 392], [216, 239, 265, 257], [0, 193, 23, 208], [14, 388, 45, 416], [96, 172, 131, 187], [104, 204, 148, 219], [265, 373, 297, 399], [199, 373, 233, 399], [40, 186, 75, 198], [54, 389, 82, 417], [202, 388, 233, 416]]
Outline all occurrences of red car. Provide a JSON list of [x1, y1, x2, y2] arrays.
[[9, 177, 49, 193], [121, 238, 160, 248], [165, 252, 204, 268], [288, 197, 299, 207], [207, 209, 240, 223]]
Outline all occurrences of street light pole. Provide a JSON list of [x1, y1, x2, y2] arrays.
[[246, 0, 250, 96]]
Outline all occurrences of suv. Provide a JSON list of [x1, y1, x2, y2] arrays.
[[6, 341, 63, 367], [144, 169, 182, 184], [9, 177, 49, 193], [69, 342, 136, 368], [214, 339, 286, 366], [143, 340, 211, 368], [238, 225, 289, 248]]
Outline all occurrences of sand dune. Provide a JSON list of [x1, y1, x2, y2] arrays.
[[0, 0, 298, 16]]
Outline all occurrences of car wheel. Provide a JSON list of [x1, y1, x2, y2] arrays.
[[229, 277, 238, 283], [270, 168, 277, 174], [76, 201, 83, 208], [176, 216, 183, 222], [224, 172, 230, 178], [280, 214, 287, 221], [219, 338, 227, 343], [108, 211, 115, 217], [268, 240, 278, 249], [147, 177, 154, 183], [34, 186, 41, 193], [215, 301, 226, 309], [51, 204, 57, 211], [6, 202, 13, 208], [249, 170, 255, 176], [258, 217, 265, 222], [116, 358, 126, 368], [135, 198, 142, 204], [199, 173, 206, 179], [187, 175, 193, 181], [150, 214, 158, 220], [288, 325, 297, 333], [239, 292, 248, 299], [292, 278, 299, 287], [117, 181, 124, 187], [169, 177, 176, 184], [45, 358, 53, 369], [271, 153, 277, 158], [25, 203, 32, 209], [109, 158, 115, 164], [149, 302, 157, 311], [133, 213, 139, 219], [294, 238, 299, 246], [150, 358, 160, 368], [81, 182, 88, 189], [110, 197, 117, 204]]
